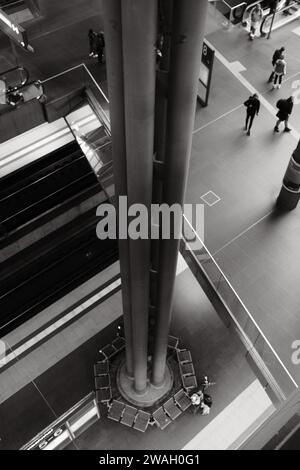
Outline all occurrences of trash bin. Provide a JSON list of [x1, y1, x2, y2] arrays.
[[277, 142, 300, 210], [277, 182, 300, 210]]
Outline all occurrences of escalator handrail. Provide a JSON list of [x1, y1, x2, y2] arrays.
[[0, 153, 86, 203], [0, 172, 96, 225], [260, 0, 300, 33], [0, 66, 30, 87], [242, 0, 288, 23]]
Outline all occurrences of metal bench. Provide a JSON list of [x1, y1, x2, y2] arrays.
[[163, 397, 182, 420], [96, 387, 112, 404], [168, 335, 179, 350], [174, 389, 191, 412], [112, 336, 126, 352], [95, 374, 110, 389], [182, 374, 197, 391], [179, 362, 195, 377], [133, 410, 151, 432], [120, 405, 138, 427], [177, 349, 192, 364], [100, 344, 117, 359], [108, 400, 126, 422], [94, 361, 109, 376], [152, 407, 172, 430]]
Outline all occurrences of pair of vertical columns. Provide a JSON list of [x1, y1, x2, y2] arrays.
[[103, 0, 208, 393]]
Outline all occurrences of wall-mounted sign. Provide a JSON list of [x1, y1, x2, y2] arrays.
[[197, 41, 215, 107], [0, 8, 31, 50]]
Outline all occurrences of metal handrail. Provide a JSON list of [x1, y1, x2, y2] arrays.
[[260, 0, 300, 34], [222, 0, 246, 9], [182, 214, 298, 393], [221, 0, 247, 22], [0, 171, 93, 226], [0, 65, 29, 87], [20, 392, 97, 450]]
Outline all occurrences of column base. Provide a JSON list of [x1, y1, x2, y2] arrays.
[[117, 360, 173, 408]]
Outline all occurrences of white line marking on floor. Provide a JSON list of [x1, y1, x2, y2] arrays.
[[205, 39, 300, 141], [193, 70, 300, 137], [282, 70, 300, 85], [200, 190, 221, 207], [230, 61, 247, 73], [213, 210, 274, 256], [182, 379, 274, 450], [193, 104, 243, 135]]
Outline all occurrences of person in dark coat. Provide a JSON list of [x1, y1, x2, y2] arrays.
[[268, 46, 285, 82], [95, 31, 105, 64], [244, 93, 260, 136], [274, 96, 294, 132], [88, 29, 97, 57]]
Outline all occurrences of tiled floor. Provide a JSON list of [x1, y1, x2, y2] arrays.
[[0, 1, 300, 450], [186, 7, 300, 391]]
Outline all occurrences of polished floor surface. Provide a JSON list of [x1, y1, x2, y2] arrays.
[[0, 1, 300, 450]]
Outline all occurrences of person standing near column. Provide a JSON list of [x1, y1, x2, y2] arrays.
[[272, 54, 287, 89], [249, 4, 263, 40], [274, 96, 294, 132], [95, 31, 105, 64], [88, 29, 97, 57], [243, 93, 260, 136], [268, 46, 285, 83]]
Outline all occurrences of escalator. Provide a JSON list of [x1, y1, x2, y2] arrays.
[[214, 0, 299, 28], [0, 141, 101, 243], [0, 210, 118, 336], [0, 136, 118, 336]]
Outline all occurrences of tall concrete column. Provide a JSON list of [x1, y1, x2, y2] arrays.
[[150, 0, 174, 355], [152, 0, 208, 386], [102, 0, 134, 377], [121, 0, 158, 393]]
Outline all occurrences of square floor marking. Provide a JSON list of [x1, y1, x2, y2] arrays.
[[200, 191, 221, 207]]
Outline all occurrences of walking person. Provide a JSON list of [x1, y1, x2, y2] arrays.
[[268, 46, 285, 83], [244, 93, 260, 136], [274, 96, 294, 132], [95, 31, 105, 64], [88, 29, 97, 57], [249, 4, 263, 40], [272, 55, 287, 89]]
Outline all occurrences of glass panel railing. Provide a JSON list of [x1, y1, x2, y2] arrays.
[[41, 65, 114, 202], [21, 393, 100, 450], [182, 215, 298, 402]]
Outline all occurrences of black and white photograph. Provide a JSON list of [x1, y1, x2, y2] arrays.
[[0, 0, 300, 454]]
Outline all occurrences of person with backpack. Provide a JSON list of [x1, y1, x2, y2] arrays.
[[268, 46, 285, 83], [243, 93, 260, 136], [274, 96, 294, 132], [272, 55, 287, 89], [191, 391, 213, 415]]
